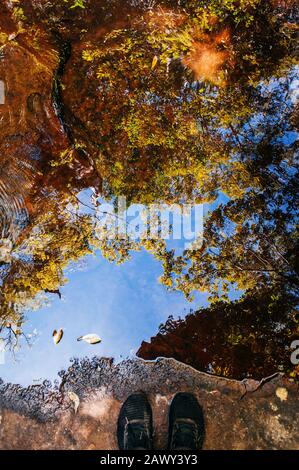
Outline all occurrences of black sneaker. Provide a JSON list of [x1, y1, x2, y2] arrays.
[[168, 392, 205, 450], [117, 392, 153, 450]]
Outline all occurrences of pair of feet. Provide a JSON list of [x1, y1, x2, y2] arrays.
[[117, 392, 204, 451]]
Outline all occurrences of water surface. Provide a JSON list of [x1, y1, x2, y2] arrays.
[[0, 0, 298, 384]]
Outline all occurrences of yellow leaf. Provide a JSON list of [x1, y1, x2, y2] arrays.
[[68, 392, 80, 413]]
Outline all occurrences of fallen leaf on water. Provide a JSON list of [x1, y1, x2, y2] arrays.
[[68, 391, 80, 414], [275, 387, 288, 402], [77, 333, 101, 345], [53, 329, 63, 345]]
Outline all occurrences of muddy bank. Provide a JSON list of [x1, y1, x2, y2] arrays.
[[0, 357, 298, 449]]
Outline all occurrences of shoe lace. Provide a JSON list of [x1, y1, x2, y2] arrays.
[[124, 418, 151, 450], [171, 418, 199, 450]]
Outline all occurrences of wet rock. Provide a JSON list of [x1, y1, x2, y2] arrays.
[[0, 357, 298, 449]]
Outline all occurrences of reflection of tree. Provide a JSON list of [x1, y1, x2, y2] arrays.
[[138, 289, 299, 380], [0, 0, 298, 358], [62, 0, 297, 203], [159, 76, 299, 302]]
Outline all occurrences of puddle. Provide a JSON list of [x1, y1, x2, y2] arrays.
[[0, 0, 298, 386]]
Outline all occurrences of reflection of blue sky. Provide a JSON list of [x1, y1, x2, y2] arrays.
[[0, 193, 243, 387], [0, 249, 208, 386]]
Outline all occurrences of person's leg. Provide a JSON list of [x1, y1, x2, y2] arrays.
[[117, 392, 153, 450], [168, 392, 205, 451]]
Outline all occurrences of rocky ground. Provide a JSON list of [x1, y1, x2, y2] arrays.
[[0, 357, 298, 450]]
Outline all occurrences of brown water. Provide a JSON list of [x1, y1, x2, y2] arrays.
[[0, 0, 298, 382]]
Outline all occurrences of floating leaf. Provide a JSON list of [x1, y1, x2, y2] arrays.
[[275, 387, 288, 402], [77, 333, 101, 345], [68, 391, 80, 413], [53, 329, 63, 345]]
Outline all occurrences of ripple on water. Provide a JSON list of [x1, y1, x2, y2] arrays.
[[0, 163, 30, 259]]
